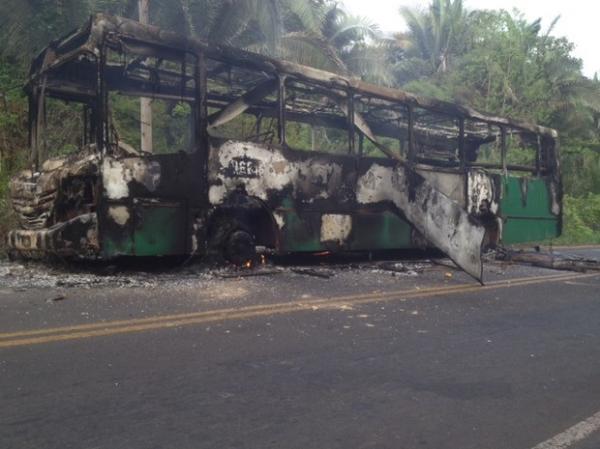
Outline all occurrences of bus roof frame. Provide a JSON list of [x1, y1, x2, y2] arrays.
[[27, 13, 558, 140]]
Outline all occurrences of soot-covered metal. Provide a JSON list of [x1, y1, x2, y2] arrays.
[[6, 14, 563, 283]]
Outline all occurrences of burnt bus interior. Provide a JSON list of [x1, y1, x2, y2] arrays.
[[8, 14, 562, 281]]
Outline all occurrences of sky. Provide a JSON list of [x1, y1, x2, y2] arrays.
[[341, 0, 598, 78]]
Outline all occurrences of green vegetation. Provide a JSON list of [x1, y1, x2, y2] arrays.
[[0, 58, 27, 255], [1, 0, 600, 254], [390, 0, 600, 245], [556, 195, 600, 245]]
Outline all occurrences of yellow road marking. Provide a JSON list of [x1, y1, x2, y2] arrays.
[[0, 272, 597, 349], [0, 272, 581, 340]]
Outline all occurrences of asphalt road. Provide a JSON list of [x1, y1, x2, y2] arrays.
[[1, 248, 600, 449]]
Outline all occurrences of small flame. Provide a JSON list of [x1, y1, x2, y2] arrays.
[[243, 260, 252, 269], [314, 251, 332, 257]]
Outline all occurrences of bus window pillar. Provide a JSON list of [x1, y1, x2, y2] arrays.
[[536, 135, 542, 176], [347, 92, 356, 155], [278, 75, 287, 146], [255, 114, 263, 142], [398, 118, 405, 158], [195, 51, 208, 147], [500, 127, 507, 176], [407, 104, 415, 166], [195, 51, 209, 202], [29, 92, 38, 171], [358, 133, 364, 158], [96, 44, 108, 154], [458, 118, 466, 172]]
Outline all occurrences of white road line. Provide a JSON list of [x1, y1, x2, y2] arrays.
[[531, 411, 600, 449]]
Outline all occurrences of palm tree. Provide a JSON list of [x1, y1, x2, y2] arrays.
[[152, 0, 284, 53], [279, 2, 394, 83], [0, 0, 392, 83], [399, 0, 470, 75], [0, 0, 99, 64], [153, 0, 391, 82]]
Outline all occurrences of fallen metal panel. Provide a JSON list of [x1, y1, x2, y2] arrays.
[[338, 98, 486, 282], [356, 164, 485, 282]]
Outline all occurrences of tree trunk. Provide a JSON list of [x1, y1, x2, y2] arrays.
[[139, 0, 153, 153]]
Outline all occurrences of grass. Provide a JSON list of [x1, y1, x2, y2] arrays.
[[551, 194, 600, 246], [0, 174, 17, 259]]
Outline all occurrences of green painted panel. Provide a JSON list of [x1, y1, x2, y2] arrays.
[[500, 176, 559, 243], [503, 218, 559, 244], [277, 207, 413, 253], [349, 211, 412, 251], [101, 204, 134, 257], [277, 208, 324, 253], [102, 234, 134, 257], [133, 203, 186, 256], [501, 177, 554, 219]]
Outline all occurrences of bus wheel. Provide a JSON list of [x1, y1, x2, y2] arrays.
[[7, 249, 20, 262], [224, 229, 256, 267]]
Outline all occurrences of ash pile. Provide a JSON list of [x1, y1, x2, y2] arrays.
[[0, 255, 434, 291]]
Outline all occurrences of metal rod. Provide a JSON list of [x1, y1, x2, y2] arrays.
[[358, 132, 364, 157], [347, 92, 355, 154], [196, 51, 208, 203], [138, 0, 153, 153], [458, 118, 465, 172], [407, 104, 415, 165], [536, 134, 542, 176], [278, 75, 286, 146], [255, 114, 262, 141], [500, 126, 507, 175], [28, 93, 37, 169]]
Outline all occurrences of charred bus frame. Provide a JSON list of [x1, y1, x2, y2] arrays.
[[7, 14, 562, 282]]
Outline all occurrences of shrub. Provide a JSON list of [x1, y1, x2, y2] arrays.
[[554, 194, 600, 245]]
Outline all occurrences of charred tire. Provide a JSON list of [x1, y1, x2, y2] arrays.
[[7, 249, 19, 262], [224, 229, 256, 266], [209, 216, 257, 265]]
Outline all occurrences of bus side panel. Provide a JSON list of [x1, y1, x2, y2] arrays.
[[349, 211, 412, 251], [275, 202, 324, 253], [99, 153, 203, 258], [500, 176, 561, 244], [274, 208, 414, 253], [208, 140, 358, 253], [101, 202, 135, 257], [131, 199, 187, 256]]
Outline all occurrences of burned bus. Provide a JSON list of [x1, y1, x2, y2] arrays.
[[7, 14, 562, 282]]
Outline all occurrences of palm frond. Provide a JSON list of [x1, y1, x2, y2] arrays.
[[279, 32, 348, 74], [283, 0, 324, 34], [343, 44, 394, 86], [328, 15, 381, 44]]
